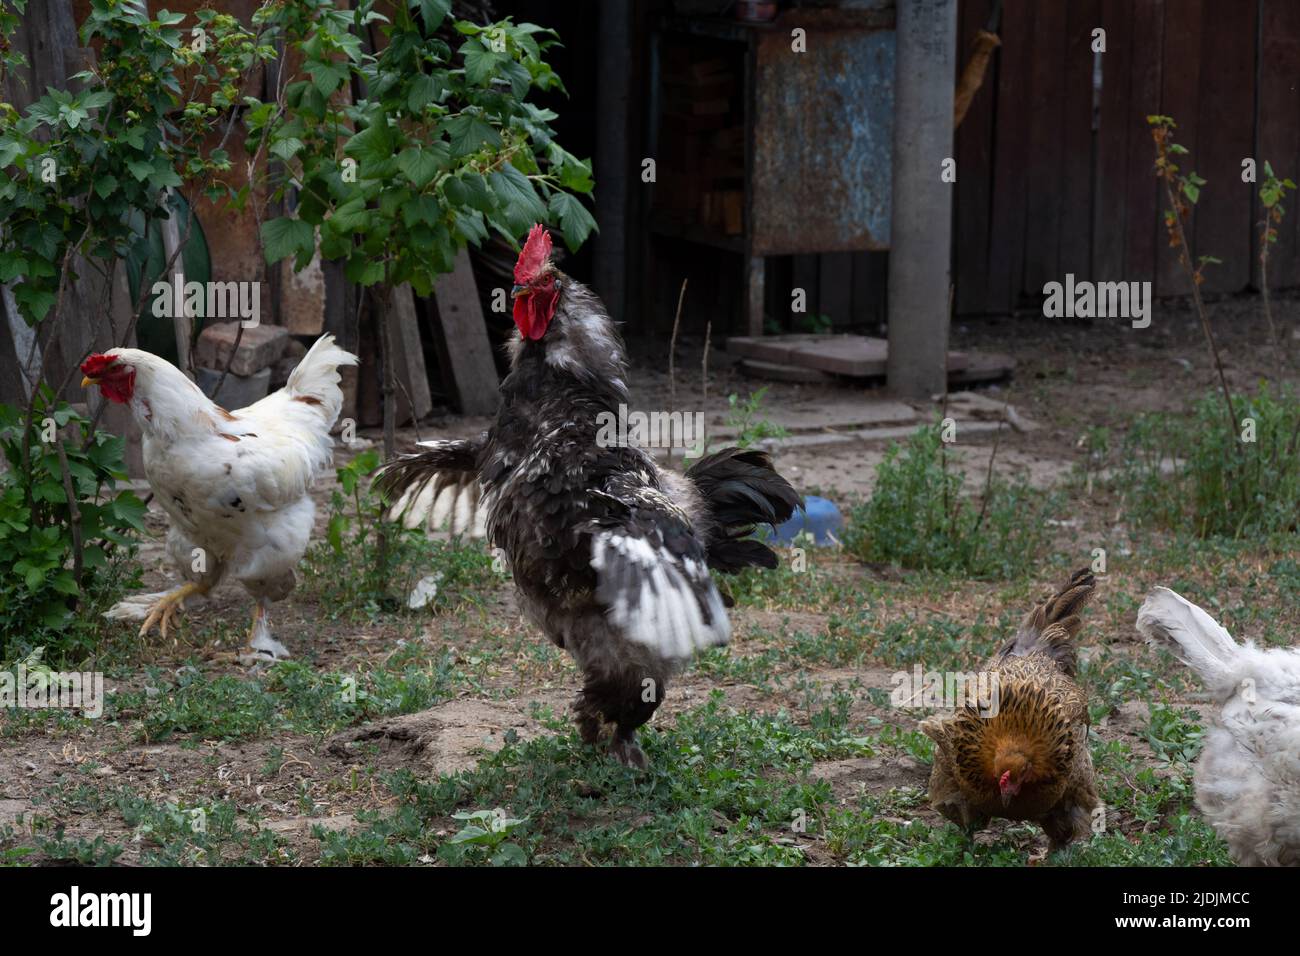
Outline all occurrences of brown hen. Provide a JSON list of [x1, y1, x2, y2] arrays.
[[921, 568, 1101, 849]]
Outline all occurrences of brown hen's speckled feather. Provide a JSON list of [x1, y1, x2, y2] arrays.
[[921, 569, 1100, 849]]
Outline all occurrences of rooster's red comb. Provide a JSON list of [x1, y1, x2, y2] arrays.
[[80, 353, 118, 377], [514, 224, 553, 284]]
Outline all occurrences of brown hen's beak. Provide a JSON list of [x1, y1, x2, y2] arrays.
[[81, 376, 98, 387]]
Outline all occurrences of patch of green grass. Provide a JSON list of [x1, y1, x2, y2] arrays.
[[824, 791, 1030, 866], [26, 784, 295, 866], [317, 694, 874, 866], [841, 423, 1057, 579], [301, 451, 499, 622], [1116, 386, 1300, 538], [113, 645, 472, 742]]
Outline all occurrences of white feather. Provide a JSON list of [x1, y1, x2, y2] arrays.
[[1138, 586, 1300, 866]]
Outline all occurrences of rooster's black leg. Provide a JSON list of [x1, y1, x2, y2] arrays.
[[576, 666, 665, 769]]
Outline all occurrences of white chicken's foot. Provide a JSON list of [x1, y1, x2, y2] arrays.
[[106, 583, 206, 638], [238, 603, 291, 665]]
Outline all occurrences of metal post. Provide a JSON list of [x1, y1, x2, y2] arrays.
[[887, 0, 958, 399]]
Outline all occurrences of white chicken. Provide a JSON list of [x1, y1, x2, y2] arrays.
[[82, 334, 357, 662], [1137, 587, 1300, 866]]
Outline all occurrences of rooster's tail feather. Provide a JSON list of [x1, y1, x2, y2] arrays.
[[685, 447, 801, 572], [1137, 587, 1242, 694]]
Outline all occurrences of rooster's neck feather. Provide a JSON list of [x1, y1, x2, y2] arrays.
[[504, 274, 630, 407]]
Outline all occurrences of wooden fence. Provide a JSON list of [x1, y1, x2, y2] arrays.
[[954, 0, 1300, 315]]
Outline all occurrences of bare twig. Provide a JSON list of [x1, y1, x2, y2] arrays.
[[54, 435, 84, 601], [666, 278, 687, 468], [211, 320, 247, 403], [701, 319, 711, 410], [1150, 121, 1237, 442], [1259, 210, 1286, 379]]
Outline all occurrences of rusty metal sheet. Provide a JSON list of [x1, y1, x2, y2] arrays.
[[751, 18, 894, 255]]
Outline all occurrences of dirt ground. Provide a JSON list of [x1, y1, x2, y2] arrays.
[[2, 290, 1297, 866]]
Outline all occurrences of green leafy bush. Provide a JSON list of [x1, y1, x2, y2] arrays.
[[245, 0, 596, 295], [842, 423, 1053, 578], [0, 395, 145, 662], [1117, 386, 1300, 538], [0, 1, 268, 324], [302, 450, 495, 618]]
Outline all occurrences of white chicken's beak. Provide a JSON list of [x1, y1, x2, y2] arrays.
[[81, 376, 98, 388]]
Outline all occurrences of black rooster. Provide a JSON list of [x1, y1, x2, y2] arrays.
[[378, 225, 800, 768]]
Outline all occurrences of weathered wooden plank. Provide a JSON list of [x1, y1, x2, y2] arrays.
[[791, 253, 820, 324], [817, 252, 853, 328], [1123, 0, 1165, 287], [1093, 0, 1135, 282], [387, 283, 434, 425], [953, 0, 995, 314], [1193, 0, 1256, 293], [1059, 0, 1100, 280], [431, 249, 499, 416], [985, 0, 1037, 313], [1022, 0, 1068, 297], [851, 250, 888, 329], [1254, 0, 1300, 289]]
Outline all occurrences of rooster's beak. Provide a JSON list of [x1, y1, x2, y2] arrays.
[[511, 284, 526, 298], [81, 376, 98, 388]]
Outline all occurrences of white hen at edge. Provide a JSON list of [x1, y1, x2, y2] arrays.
[[1137, 586, 1300, 866]]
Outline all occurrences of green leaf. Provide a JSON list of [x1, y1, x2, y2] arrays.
[[14, 284, 55, 322], [270, 137, 305, 161], [417, 0, 451, 31], [1183, 182, 1199, 204], [0, 252, 27, 283], [51, 571, 79, 596], [310, 61, 350, 97], [330, 196, 371, 233], [261, 217, 316, 265], [344, 123, 395, 170], [549, 192, 597, 251], [327, 513, 346, 553], [461, 41, 504, 87], [407, 73, 440, 113], [445, 113, 499, 159], [491, 843, 526, 866], [93, 173, 119, 199], [345, 254, 385, 286], [110, 492, 148, 531], [402, 194, 441, 228], [397, 145, 446, 188], [488, 163, 546, 233]]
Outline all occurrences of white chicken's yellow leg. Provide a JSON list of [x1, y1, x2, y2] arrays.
[[210, 601, 291, 664], [138, 582, 206, 638], [244, 603, 266, 658]]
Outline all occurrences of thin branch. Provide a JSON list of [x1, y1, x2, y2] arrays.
[[667, 278, 687, 467]]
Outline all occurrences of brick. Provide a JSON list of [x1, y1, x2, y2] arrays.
[[195, 365, 271, 411], [195, 321, 289, 376]]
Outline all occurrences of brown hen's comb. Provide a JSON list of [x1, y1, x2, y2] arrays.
[[80, 353, 118, 377], [514, 223, 552, 284]]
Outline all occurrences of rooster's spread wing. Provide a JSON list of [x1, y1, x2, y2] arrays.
[[375, 438, 486, 536], [588, 476, 730, 661]]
